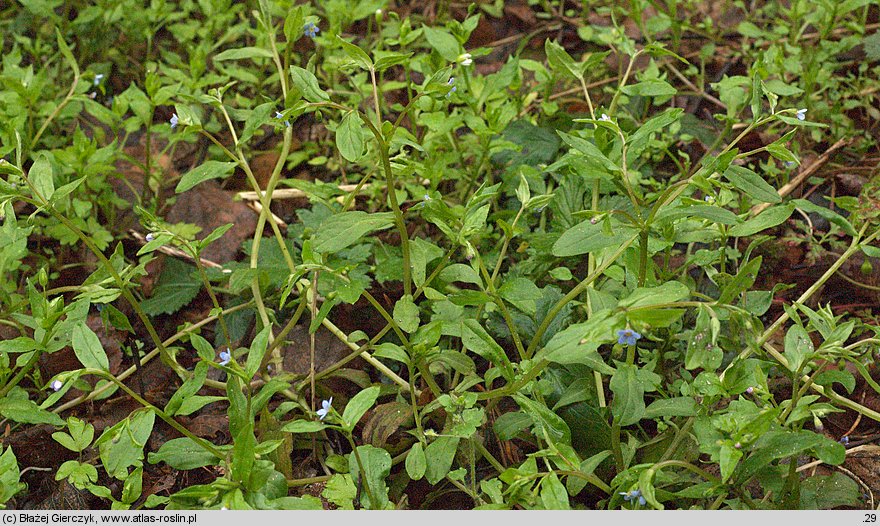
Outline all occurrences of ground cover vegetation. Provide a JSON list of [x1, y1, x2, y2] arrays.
[[1, 0, 880, 511]]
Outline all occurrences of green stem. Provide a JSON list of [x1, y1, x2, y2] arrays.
[[526, 234, 639, 357]]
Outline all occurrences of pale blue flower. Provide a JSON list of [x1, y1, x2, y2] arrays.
[[275, 111, 290, 127], [218, 348, 231, 366], [51, 380, 63, 392], [93, 73, 104, 86], [599, 113, 611, 122], [170, 113, 179, 129], [304, 22, 320, 38], [795, 108, 807, 121], [446, 77, 456, 98], [317, 397, 333, 420], [621, 489, 645, 505], [617, 328, 641, 346], [145, 232, 156, 242]]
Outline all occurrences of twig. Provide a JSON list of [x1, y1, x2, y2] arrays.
[[129, 230, 225, 269], [750, 137, 850, 216], [236, 184, 370, 201], [247, 200, 287, 228]]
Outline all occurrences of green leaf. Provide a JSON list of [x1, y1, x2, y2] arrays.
[[814, 369, 855, 395], [552, 219, 636, 257], [322, 474, 357, 510], [656, 204, 740, 225], [174, 161, 238, 194], [214, 47, 274, 61], [728, 204, 794, 237], [140, 258, 201, 316], [792, 198, 857, 236], [0, 337, 39, 353], [336, 111, 367, 162], [0, 447, 26, 503], [97, 409, 155, 479], [800, 472, 860, 509], [644, 397, 697, 418], [621, 79, 677, 97], [348, 445, 391, 509], [312, 211, 395, 253], [619, 281, 690, 308], [244, 325, 272, 379], [342, 386, 380, 432], [628, 108, 683, 159], [422, 26, 460, 61], [609, 363, 646, 427], [865, 30, 880, 61], [718, 257, 762, 304], [0, 389, 64, 426], [176, 395, 226, 416], [148, 437, 220, 470], [281, 420, 328, 433], [544, 39, 581, 80], [719, 443, 742, 483], [405, 442, 426, 480], [736, 430, 843, 483], [784, 324, 813, 373], [335, 36, 374, 70], [173, 103, 202, 128], [374, 52, 414, 72], [513, 394, 572, 445], [283, 7, 305, 44], [493, 412, 533, 440], [71, 324, 109, 371], [541, 311, 618, 374], [462, 320, 512, 378], [498, 277, 541, 316], [723, 165, 781, 204], [393, 295, 420, 333], [289, 66, 330, 102], [540, 472, 570, 510], [557, 131, 620, 174], [424, 436, 460, 485], [684, 306, 722, 370], [29, 153, 55, 202], [55, 27, 80, 77], [238, 102, 276, 146]]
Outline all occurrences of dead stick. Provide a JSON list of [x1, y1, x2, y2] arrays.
[[237, 184, 369, 201], [750, 137, 850, 217]]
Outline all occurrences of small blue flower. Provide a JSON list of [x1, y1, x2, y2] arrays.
[[317, 397, 333, 420], [599, 113, 611, 122], [304, 22, 320, 38], [170, 113, 179, 129], [145, 232, 156, 242], [617, 328, 642, 346], [446, 78, 457, 99], [784, 160, 797, 168], [275, 111, 290, 128], [795, 108, 807, 121], [218, 348, 231, 366], [840, 435, 850, 445], [621, 489, 643, 504], [423, 194, 431, 201], [93, 73, 104, 86], [51, 380, 63, 392]]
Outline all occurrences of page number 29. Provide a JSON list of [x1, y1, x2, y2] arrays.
[[865, 514, 876, 523]]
